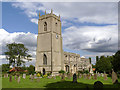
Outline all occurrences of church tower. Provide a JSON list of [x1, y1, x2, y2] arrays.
[[35, 10, 64, 75]]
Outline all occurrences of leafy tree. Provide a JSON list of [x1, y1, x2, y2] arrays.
[[2, 64, 10, 72], [96, 56, 99, 62], [5, 43, 32, 67], [96, 56, 112, 73], [112, 50, 120, 72], [27, 65, 35, 74], [89, 57, 91, 64]]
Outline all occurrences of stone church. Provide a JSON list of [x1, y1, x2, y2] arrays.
[[35, 10, 93, 75]]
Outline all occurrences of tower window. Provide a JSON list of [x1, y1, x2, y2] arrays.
[[55, 22, 57, 26], [43, 54, 47, 65], [44, 22, 47, 31]]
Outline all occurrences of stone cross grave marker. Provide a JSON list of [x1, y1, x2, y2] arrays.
[[17, 76, 20, 83], [112, 69, 118, 84], [73, 73, 77, 83]]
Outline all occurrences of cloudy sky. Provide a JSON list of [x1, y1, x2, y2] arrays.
[[0, 1, 119, 66]]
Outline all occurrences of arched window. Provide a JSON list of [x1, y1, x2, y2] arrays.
[[43, 54, 47, 65], [44, 22, 47, 31]]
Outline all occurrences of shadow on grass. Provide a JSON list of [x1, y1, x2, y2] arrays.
[[44, 80, 120, 90]]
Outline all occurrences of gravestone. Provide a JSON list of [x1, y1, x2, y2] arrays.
[[53, 76, 56, 79], [112, 69, 118, 84], [31, 75, 34, 81], [61, 73, 65, 80], [48, 76, 52, 79], [72, 73, 77, 83], [87, 74, 91, 79], [4, 74, 6, 78], [67, 73, 71, 79], [97, 72, 100, 77], [101, 73, 104, 77], [94, 74, 97, 80], [29, 74, 32, 79], [23, 74, 26, 79], [14, 75, 16, 80], [9, 75, 12, 82], [104, 73, 107, 80], [83, 74, 87, 79], [79, 74, 82, 78], [6, 74, 8, 78], [17, 76, 20, 83], [34, 74, 36, 77], [94, 81, 103, 89]]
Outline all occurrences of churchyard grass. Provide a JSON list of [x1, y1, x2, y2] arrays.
[[2, 75, 120, 88]]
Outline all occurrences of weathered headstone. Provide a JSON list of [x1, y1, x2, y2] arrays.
[[72, 73, 77, 83], [48, 76, 52, 79], [94, 81, 104, 89], [67, 73, 71, 79], [94, 74, 97, 80], [31, 75, 34, 81], [98, 72, 100, 77], [14, 75, 16, 80], [4, 74, 6, 78], [9, 75, 12, 82], [87, 74, 91, 79], [79, 74, 82, 78], [61, 73, 65, 80], [23, 74, 26, 79], [34, 74, 36, 79], [83, 74, 87, 79], [112, 70, 118, 84], [29, 74, 32, 79], [17, 76, 20, 83], [6, 74, 8, 78], [104, 73, 107, 80]]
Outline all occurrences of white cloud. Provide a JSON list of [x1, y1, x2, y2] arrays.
[[62, 25, 118, 53], [30, 18, 38, 24], [11, 2, 118, 24]]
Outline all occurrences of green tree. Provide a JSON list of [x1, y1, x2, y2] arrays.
[[5, 43, 32, 67], [27, 65, 35, 74], [89, 57, 91, 64], [96, 56, 112, 73], [2, 64, 10, 72], [96, 56, 99, 62], [112, 50, 120, 72]]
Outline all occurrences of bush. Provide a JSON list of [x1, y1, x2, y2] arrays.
[[59, 70, 65, 74], [47, 72, 51, 76], [37, 73, 41, 77], [83, 70, 89, 74], [27, 65, 35, 75], [43, 74, 47, 78]]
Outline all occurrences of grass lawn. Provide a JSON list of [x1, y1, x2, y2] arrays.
[[2, 75, 120, 89]]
